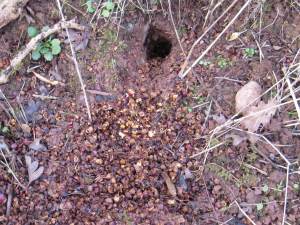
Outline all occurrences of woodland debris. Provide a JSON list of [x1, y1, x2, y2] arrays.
[[0, 0, 30, 30], [235, 81, 277, 132], [235, 81, 262, 113], [5, 184, 12, 216], [162, 172, 177, 197], [25, 155, 44, 186], [0, 20, 85, 84], [29, 138, 47, 151], [32, 71, 65, 86]]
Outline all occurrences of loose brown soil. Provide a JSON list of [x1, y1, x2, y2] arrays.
[[0, 0, 300, 224]]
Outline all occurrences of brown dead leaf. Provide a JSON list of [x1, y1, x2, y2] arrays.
[[226, 134, 248, 146], [228, 32, 241, 41], [235, 81, 262, 113], [29, 138, 47, 151], [20, 124, 31, 134], [162, 172, 177, 197], [241, 99, 277, 132], [25, 155, 44, 186]]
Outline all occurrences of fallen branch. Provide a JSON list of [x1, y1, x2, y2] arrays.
[[0, 0, 30, 29], [0, 20, 85, 84]]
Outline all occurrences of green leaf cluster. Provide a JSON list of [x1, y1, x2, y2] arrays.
[[86, 0, 96, 13], [101, 1, 115, 17], [244, 47, 256, 58], [27, 26, 62, 61], [85, 0, 115, 17]]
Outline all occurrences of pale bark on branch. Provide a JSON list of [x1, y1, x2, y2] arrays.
[[0, 0, 29, 30]]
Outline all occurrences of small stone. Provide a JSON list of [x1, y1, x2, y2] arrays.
[[167, 199, 176, 205], [212, 185, 222, 194], [94, 158, 103, 165], [148, 130, 156, 138], [86, 126, 93, 133], [105, 198, 113, 204], [120, 159, 126, 165], [113, 195, 120, 203], [111, 177, 116, 184], [118, 131, 126, 138], [128, 89, 135, 96], [74, 155, 79, 163]]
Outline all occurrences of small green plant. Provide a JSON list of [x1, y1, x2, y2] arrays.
[[244, 47, 256, 58], [86, 0, 96, 13], [207, 163, 242, 187], [293, 183, 300, 192], [262, 184, 269, 193], [27, 26, 62, 61], [187, 106, 193, 113], [178, 26, 187, 37], [27, 26, 38, 38], [209, 138, 221, 147], [288, 110, 298, 118], [216, 56, 231, 69], [101, 1, 115, 17], [0, 124, 9, 134], [198, 59, 212, 67], [256, 202, 264, 212], [276, 180, 284, 192], [32, 39, 61, 61]]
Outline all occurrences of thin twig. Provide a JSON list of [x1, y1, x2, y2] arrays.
[[167, 0, 185, 56], [32, 71, 65, 86], [33, 94, 58, 100], [55, 0, 92, 121], [6, 184, 12, 216]]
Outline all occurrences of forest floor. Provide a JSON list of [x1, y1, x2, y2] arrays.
[[0, 0, 300, 224]]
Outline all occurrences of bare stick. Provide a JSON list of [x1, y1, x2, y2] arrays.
[[55, 0, 92, 121], [167, 0, 185, 56], [33, 94, 58, 100], [32, 71, 65, 86], [6, 184, 12, 216], [179, 0, 252, 79], [87, 89, 113, 96], [0, 20, 85, 84]]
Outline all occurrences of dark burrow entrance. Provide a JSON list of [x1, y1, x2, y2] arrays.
[[143, 25, 172, 60]]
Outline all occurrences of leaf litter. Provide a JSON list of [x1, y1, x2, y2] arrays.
[[25, 155, 44, 186], [235, 81, 277, 132]]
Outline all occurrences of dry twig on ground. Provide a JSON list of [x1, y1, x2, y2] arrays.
[[55, 0, 92, 121]]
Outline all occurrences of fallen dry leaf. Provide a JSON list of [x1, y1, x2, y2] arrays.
[[25, 155, 44, 186], [29, 138, 47, 151], [20, 124, 31, 134], [162, 172, 177, 197], [228, 32, 241, 41], [241, 99, 277, 132], [226, 134, 248, 146], [235, 81, 262, 113], [235, 81, 277, 133]]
